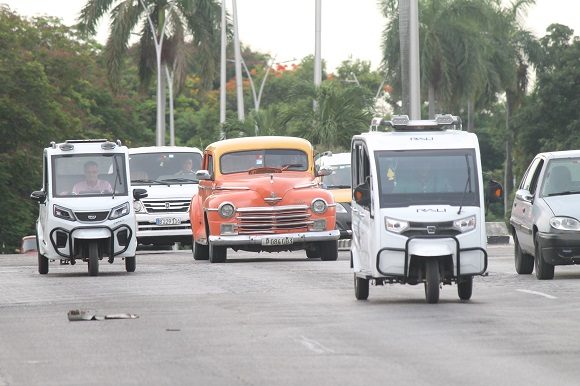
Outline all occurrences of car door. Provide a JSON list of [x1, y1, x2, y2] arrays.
[[512, 157, 544, 253], [351, 141, 372, 272]]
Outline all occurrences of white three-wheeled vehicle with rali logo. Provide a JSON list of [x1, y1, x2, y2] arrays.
[[350, 115, 503, 303]]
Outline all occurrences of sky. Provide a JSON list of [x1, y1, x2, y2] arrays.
[[1, 0, 579, 73]]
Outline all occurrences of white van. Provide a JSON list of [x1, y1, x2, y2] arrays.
[[351, 115, 502, 303], [129, 146, 203, 247], [30, 139, 147, 276]]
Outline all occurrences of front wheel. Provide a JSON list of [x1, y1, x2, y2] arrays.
[[457, 276, 473, 300], [38, 252, 49, 275], [514, 233, 534, 274], [209, 243, 227, 263], [354, 274, 369, 300], [125, 255, 136, 272], [88, 241, 99, 276], [193, 241, 209, 260], [535, 235, 554, 280], [318, 240, 338, 261], [424, 259, 440, 304]]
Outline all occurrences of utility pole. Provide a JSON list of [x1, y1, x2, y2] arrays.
[[232, 0, 245, 122], [408, 0, 421, 119], [219, 0, 227, 139], [313, 0, 322, 110]]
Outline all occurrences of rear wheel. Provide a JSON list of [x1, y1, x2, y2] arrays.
[[318, 240, 338, 261], [88, 241, 99, 276], [193, 241, 209, 260], [125, 255, 136, 272], [424, 259, 440, 304], [514, 233, 534, 274], [457, 276, 473, 300], [354, 274, 369, 300], [209, 243, 227, 263], [535, 235, 554, 280]]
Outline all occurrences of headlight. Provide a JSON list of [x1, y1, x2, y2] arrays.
[[109, 202, 130, 220], [218, 202, 236, 218], [54, 205, 76, 221], [453, 215, 476, 233], [133, 201, 145, 213], [550, 217, 580, 231], [311, 199, 328, 214], [335, 203, 347, 213], [385, 217, 409, 234]]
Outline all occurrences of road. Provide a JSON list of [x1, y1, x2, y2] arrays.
[[2, 245, 580, 385]]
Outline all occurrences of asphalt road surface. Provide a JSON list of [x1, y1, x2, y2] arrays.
[[2, 244, 580, 386]]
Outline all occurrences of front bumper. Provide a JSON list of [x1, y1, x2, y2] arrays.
[[208, 230, 340, 246], [536, 231, 580, 265]]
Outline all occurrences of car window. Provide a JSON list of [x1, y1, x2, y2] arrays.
[[528, 160, 544, 195], [540, 158, 580, 196], [521, 157, 542, 192]]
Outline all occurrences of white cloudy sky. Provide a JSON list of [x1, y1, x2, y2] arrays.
[[1, 0, 579, 72]]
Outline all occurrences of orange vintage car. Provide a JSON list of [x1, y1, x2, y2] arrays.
[[189, 136, 340, 263]]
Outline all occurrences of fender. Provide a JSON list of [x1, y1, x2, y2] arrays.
[[189, 194, 205, 241]]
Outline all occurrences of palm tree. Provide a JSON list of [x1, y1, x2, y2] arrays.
[[78, 0, 222, 145]]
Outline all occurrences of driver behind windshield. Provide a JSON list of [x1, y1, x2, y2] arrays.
[[72, 161, 113, 194]]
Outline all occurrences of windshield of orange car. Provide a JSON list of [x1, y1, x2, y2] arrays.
[[220, 149, 308, 174]]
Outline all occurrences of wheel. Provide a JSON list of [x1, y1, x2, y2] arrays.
[[424, 259, 440, 304], [514, 233, 534, 274], [209, 242, 227, 263], [125, 255, 136, 272], [193, 241, 209, 260], [535, 235, 554, 280], [457, 276, 473, 300], [305, 248, 318, 259], [354, 274, 369, 300], [88, 241, 99, 276], [318, 240, 338, 261], [38, 251, 49, 275]]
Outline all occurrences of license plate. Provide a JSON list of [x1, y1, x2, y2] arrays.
[[156, 217, 181, 225], [261, 237, 294, 246]]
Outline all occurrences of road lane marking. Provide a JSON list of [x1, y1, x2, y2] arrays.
[[296, 336, 335, 354], [517, 289, 557, 299]]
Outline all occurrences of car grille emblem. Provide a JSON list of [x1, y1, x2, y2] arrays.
[[88, 215, 97, 220], [264, 192, 282, 205], [165, 202, 170, 209], [427, 226, 436, 235]]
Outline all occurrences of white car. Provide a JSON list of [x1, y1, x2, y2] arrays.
[[31, 139, 147, 276], [129, 146, 203, 247]]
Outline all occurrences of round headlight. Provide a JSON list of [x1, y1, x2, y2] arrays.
[[311, 199, 327, 214], [218, 202, 236, 218], [133, 201, 144, 212]]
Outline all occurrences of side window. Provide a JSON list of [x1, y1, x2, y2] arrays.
[[529, 160, 544, 195], [206, 154, 214, 177], [521, 158, 541, 192], [352, 143, 361, 187], [43, 154, 48, 191]]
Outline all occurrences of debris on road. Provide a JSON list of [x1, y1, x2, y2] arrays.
[[68, 309, 139, 321]]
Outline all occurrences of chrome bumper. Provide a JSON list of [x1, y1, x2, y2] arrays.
[[208, 230, 340, 246]]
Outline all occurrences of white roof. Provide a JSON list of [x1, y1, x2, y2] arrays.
[[129, 146, 202, 155], [46, 140, 127, 155], [354, 130, 479, 152], [538, 150, 580, 160]]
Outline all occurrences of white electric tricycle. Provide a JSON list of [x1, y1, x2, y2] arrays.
[[351, 115, 502, 303], [31, 139, 147, 276]]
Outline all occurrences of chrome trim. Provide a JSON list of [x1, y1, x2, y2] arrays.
[[215, 186, 251, 190], [311, 198, 329, 214], [237, 205, 309, 212], [209, 230, 340, 246], [294, 182, 317, 189]]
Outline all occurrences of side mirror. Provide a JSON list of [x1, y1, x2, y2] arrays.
[[316, 167, 332, 177], [486, 180, 503, 203], [30, 190, 47, 204], [353, 182, 371, 206], [515, 189, 533, 202], [133, 188, 148, 200], [196, 170, 212, 181]]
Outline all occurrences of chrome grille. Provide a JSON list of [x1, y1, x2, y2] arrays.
[[236, 205, 311, 235], [143, 199, 190, 213]]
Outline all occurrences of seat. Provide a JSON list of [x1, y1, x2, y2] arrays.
[[545, 166, 571, 195]]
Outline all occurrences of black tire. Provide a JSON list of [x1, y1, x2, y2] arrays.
[[318, 240, 338, 261], [38, 251, 49, 275], [354, 274, 369, 300], [193, 241, 209, 260], [535, 235, 554, 280], [457, 276, 473, 300], [125, 255, 136, 272], [514, 233, 534, 274], [209, 242, 227, 263], [305, 248, 318, 259], [88, 241, 99, 276], [424, 259, 440, 304]]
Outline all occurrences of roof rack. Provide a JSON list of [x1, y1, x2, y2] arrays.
[[370, 114, 462, 132], [65, 139, 109, 144]]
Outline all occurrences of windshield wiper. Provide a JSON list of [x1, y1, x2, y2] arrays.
[[132, 179, 171, 186], [457, 154, 472, 214], [112, 155, 123, 199], [325, 184, 351, 189], [158, 177, 198, 183], [546, 190, 580, 197]]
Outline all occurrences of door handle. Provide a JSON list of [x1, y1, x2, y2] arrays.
[[351, 208, 358, 213]]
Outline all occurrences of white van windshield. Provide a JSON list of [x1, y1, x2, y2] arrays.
[[129, 152, 202, 185], [322, 164, 351, 189], [374, 149, 479, 208], [52, 154, 128, 198]]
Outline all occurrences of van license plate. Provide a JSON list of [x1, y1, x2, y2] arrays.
[[262, 237, 293, 246], [156, 218, 181, 225]]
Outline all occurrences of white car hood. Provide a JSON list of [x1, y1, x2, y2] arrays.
[[543, 195, 580, 218], [380, 205, 479, 222], [137, 183, 199, 199]]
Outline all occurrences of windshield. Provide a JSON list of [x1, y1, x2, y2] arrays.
[[52, 153, 128, 198], [540, 158, 580, 197], [322, 164, 351, 189], [129, 152, 202, 185], [220, 149, 308, 174], [374, 149, 480, 208]]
